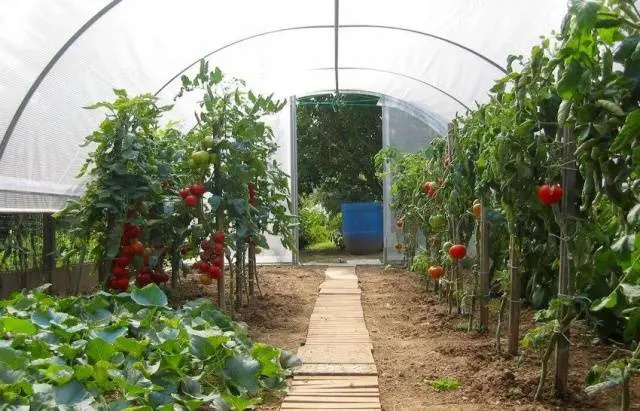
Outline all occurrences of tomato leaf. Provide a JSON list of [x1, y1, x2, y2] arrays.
[[611, 109, 640, 152], [558, 100, 571, 125], [620, 283, 640, 302], [611, 234, 635, 253], [596, 99, 625, 117], [592, 292, 618, 311], [627, 203, 640, 225]]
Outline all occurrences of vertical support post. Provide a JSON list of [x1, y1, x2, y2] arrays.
[[507, 233, 520, 355], [42, 213, 55, 287], [289, 96, 299, 265], [381, 97, 392, 264], [479, 200, 490, 330], [555, 126, 576, 396], [446, 124, 463, 313]]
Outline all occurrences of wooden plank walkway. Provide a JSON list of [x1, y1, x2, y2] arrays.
[[280, 267, 381, 411]]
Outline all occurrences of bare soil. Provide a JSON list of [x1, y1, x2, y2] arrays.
[[358, 266, 640, 411], [235, 265, 325, 351]]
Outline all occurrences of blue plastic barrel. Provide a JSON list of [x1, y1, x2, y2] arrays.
[[340, 202, 383, 254]]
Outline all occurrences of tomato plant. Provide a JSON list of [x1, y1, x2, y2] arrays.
[[175, 61, 293, 310]]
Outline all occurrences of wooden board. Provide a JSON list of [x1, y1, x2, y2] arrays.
[[280, 267, 381, 410], [298, 345, 374, 364]]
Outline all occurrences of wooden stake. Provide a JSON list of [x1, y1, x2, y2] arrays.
[[507, 233, 521, 356], [42, 214, 55, 287], [235, 245, 244, 310], [554, 126, 576, 397], [479, 199, 490, 331], [248, 243, 255, 298]]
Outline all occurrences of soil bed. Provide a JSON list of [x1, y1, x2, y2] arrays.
[[358, 266, 640, 411]]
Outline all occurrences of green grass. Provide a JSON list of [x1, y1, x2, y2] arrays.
[[306, 241, 339, 252], [425, 378, 462, 391]]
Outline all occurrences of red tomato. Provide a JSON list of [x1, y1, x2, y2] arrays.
[[179, 187, 191, 199], [124, 225, 141, 239], [199, 262, 210, 272], [190, 183, 206, 197], [151, 271, 169, 283], [115, 255, 132, 267], [135, 272, 152, 287], [109, 278, 129, 291], [112, 265, 129, 278], [538, 184, 563, 205], [428, 266, 444, 279], [213, 231, 225, 243], [448, 244, 467, 260], [184, 195, 198, 207], [130, 240, 144, 255], [180, 246, 189, 255], [213, 243, 225, 256], [212, 256, 224, 268], [121, 245, 135, 256], [209, 266, 222, 279], [200, 239, 210, 250], [422, 182, 437, 198], [550, 184, 563, 203]]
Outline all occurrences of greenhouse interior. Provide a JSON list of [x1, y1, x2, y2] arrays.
[[1, 0, 640, 410]]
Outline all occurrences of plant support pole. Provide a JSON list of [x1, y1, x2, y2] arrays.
[[42, 214, 55, 287], [479, 199, 490, 330], [290, 96, 299, 264], [507, 233, 520, 355], [555, 126, 576, 397]]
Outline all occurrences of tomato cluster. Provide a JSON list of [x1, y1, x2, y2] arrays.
[[537, 184, 563, 205], [109, 221, 170, 291], [179, 183, 207, 207], [109, 222, 142, 291], [248, 183, 257, 206], [198, 231, 226, 285]]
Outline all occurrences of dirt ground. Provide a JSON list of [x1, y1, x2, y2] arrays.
[[176, 265, 638, 410], [235, 265, 325, 351], [358, 266, 640, 411]]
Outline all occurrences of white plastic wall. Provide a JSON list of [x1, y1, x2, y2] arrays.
[[381, 98, 443, 263]]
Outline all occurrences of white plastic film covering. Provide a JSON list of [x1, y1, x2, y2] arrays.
[[381, 97, 442, 263], [1, 0, 567, 219]]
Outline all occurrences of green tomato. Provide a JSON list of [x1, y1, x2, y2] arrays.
[[429, 214, 446, 230], [201, 137, 214, 150], [255, 246, 262, 255], [191, 150, 210, 166]]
